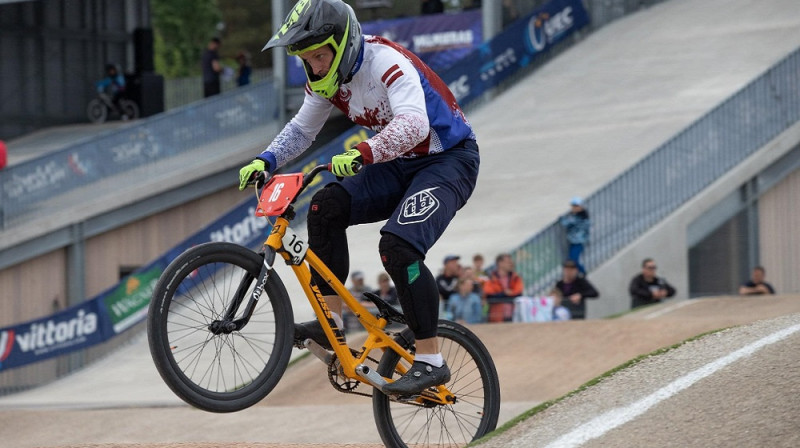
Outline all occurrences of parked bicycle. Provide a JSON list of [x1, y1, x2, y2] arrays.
[[86, 92, 139, 124], [147, 164, 501, 447]]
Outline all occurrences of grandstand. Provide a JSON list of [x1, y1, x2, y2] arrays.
[[1, 0, 800, 400]]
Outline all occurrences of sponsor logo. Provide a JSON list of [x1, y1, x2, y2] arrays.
[[398, 187, 440, 225], [480, 48, 517, 82], [526, 6, 575, 53], [14, 309, 98, 355], [110, 131, 160, 163], [4, 161, 69, 199], [103, 265, 162, 333], [67, 152, 90, 176], [448, 75, 471, 102], [412, 30, 474, 53], [209, 207, 270, 245], [0, 330, 14, 363]]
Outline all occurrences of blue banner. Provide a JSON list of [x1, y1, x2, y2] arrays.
[[288, 10, 482, 86], [0, 299, 108, 370], [441, 0, 589, 106]]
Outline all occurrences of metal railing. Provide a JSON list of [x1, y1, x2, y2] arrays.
[[163, 68, 274, 110], [513, 47, 800, 295]]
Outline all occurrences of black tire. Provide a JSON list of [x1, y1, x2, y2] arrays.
[[119, 99, 140, 120], [147, 242, 294, 413], [87, 98, 107, 124], [373, 320, 501, 447]]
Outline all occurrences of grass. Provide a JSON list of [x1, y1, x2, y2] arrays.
[[468, 326, 731, 446]]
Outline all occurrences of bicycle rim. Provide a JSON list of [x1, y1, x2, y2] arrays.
[[87, 99, 107, 123], [148, 243, 293, 412], [373, 321, 501, 447]]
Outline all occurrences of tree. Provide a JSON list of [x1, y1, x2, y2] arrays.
[[152, 0, 221, 78]]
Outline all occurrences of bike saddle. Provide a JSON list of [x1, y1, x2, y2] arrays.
[[362, 292, 406, 325]]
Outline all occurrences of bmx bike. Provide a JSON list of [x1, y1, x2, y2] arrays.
[[147, 164, 501, 447], [87, 93, 139, 124]]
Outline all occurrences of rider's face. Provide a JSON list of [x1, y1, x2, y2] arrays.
[[299, 46, 334, 78]]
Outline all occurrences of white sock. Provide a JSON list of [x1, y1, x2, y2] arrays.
[[415, 353, 443, 368], [331, 311, 344, 329]]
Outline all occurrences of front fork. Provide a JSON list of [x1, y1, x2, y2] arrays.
[[208, 249, 275, 335]]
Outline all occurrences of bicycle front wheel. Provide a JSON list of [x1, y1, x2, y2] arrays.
[[147, 242, 294, 413], [87, 98, 107, 123], [373, 320, 501, 447]]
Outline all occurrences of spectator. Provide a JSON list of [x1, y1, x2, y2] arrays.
[[739, 266, 775, 295], [448, 277, 483, 324], [348, 270, 372, 301], [236, 51, 252, 87], [202, 37, 222, 97], [559, 196, 590, 275], [436, 255, 462, 318], [502, 0, 519, 26], [483, 253, 523, 322], [629, 258, 676, 309], [483, 253, 523, 299], [373, 271, 399, 306], [461, 266, 484, 298], [95, 63, 127, 117], [554, 260, 599, 319], [421, 0, 444, 15], [472, 253, 488, 281]]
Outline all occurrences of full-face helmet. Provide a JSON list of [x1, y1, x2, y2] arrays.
[[263, 0, 362, 98]]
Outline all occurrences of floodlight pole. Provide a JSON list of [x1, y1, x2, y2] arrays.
[[272, 0, 288, 125]]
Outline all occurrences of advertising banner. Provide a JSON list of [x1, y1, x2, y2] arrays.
[[0, 300, 107, 371], [288, 10, 482, 86], [440, 0, 589, 106], [101, 263, 164, 334]]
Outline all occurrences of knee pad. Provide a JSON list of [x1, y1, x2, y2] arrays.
[[379, 233, 423, 279], [308, 183, 351, 235], [308, 184, 351, 295], [379, 233, 439, 339]]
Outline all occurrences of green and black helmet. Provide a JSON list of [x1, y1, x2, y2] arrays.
[[264, 0, 362, 98]]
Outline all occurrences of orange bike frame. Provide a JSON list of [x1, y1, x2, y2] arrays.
[[265, 217, 453, 403]]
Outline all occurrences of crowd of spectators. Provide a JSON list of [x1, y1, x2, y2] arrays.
[[339, 196, 775, 327]]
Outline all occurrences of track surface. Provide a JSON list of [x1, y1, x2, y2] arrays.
[[1, 295, 799, 447]]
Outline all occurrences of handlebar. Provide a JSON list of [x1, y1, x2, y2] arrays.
[[250, 160, 362, 190]]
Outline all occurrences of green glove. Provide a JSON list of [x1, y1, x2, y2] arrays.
[[331, 149, 363, 177], [238, 159, 266, 190]]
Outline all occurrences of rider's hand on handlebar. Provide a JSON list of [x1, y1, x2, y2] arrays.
[[331, 149, 363, 177], [238, 159, 269, 190]]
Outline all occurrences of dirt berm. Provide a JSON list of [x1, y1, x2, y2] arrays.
[[1, 295, 798, 447]]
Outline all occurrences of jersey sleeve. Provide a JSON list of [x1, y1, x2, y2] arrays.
[[259, 85, 333, 170], [355, 54, 429, 164]]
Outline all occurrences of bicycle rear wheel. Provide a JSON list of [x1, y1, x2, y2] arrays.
[[119, 99, 140, 120], [147, 242, 294, 413], [373, 320, 501, 447]]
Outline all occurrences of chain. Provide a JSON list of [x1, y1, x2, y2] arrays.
[[327, 348, 382, 398]]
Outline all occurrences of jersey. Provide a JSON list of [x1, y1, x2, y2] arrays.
[[259, 35, 475, 170]]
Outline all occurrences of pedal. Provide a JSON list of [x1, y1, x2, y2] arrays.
[[303, 338, 332, 365]]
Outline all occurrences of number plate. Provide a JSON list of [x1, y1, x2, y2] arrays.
[[281, 226, 308, 265]]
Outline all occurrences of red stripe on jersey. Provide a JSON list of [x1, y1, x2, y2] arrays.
[[385, 70, 403, 88], [304, 83, 312, 95], [381, 64, 401, 83]]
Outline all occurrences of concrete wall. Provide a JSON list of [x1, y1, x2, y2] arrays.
[[759, 168, 800, 294], [586, 121, 800, 318]]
